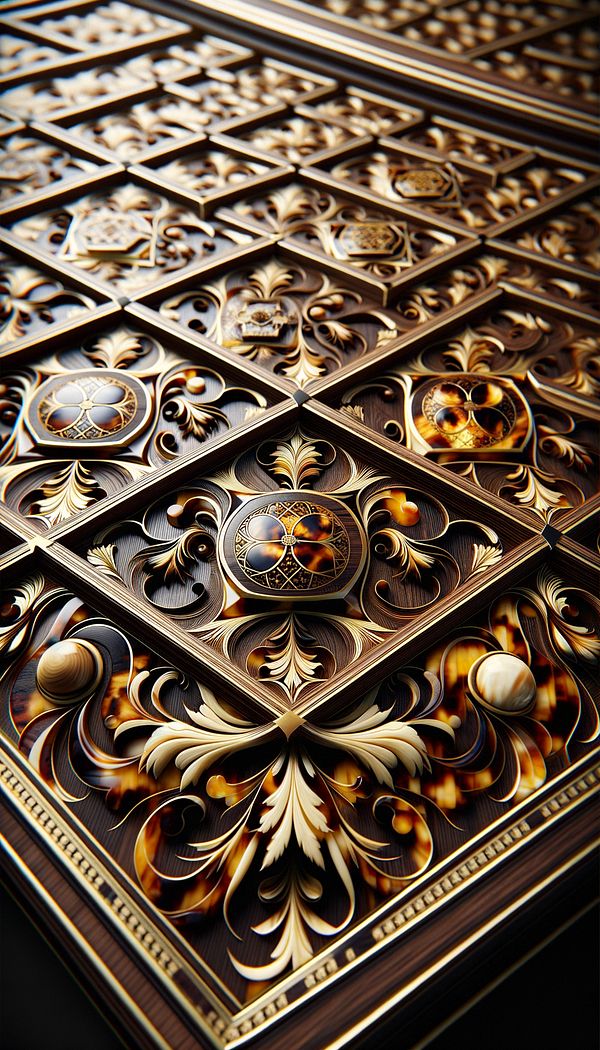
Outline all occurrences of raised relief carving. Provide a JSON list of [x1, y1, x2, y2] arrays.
[[0, 326, 268, 527], [340, 304, 599, 521], [224, 183, 465, 290], [10, 183, 254, 292], [86, 427, 506, 704], [325, 148, 589, 230], [159, 256, 401, 385], [0, 134, 97, 204], [236, 114, 360, 163], [0, 254, 96, 347], [2, 564, 597, 989], [1, 64, 145, 119]]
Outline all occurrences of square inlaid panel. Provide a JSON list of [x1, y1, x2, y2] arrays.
[[218, 178, 476, 302], [0, 33, 69, 76], [494, 192, 600, 278], [0, 62, 146, 121], [311, 142, 594, 233], [0, 549, 597, 1007], [7, 1, 190, 51], [0, 320, 279, 529], [5, 178, 259, 294], [328, 292, 600, 524], [132, 142, 289, 216], [73, 416, 532, 706]]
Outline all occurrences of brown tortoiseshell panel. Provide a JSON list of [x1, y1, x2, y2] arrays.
[[0, 553, 597, 1002]]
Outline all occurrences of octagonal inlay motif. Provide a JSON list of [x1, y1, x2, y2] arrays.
[[26, 371, 151, 448], [219, 492, 366, 599]]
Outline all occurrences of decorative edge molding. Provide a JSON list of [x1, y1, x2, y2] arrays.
[[1, 734, 598, 1047]]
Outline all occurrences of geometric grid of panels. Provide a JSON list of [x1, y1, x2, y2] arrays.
[[0, 2, 598, 1047]]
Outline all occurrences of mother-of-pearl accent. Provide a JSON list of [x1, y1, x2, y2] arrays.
[[468, 651, 536, 716], [36, 638, 103, 704]]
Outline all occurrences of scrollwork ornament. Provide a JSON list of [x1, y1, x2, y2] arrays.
[[88, 428, 505, 703]]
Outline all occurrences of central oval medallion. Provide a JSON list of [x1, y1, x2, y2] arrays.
[[219, 492, 367, 601]]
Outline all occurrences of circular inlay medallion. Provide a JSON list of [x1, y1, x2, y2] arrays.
[[411, 375, 531, 454], [468, 651, 537, 716], [219, 492, 367, 601], [26, 370, 151, 449]]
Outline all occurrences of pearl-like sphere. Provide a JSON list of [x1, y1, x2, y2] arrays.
[[36, 639, 102, 704], [474, 652, 536, 714]]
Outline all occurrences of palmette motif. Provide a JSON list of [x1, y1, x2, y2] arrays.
[[1, 565, 597, 984], [0, 0, 599, 1018]]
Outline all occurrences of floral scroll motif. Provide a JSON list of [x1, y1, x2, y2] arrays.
[[226, 182, 462, 288], [0, 326, 267, 528], [160, 256, 401, 386], [341, 305, 599, 522], [87, 428, 505, 703], [2, 567, 597, 987], [0, 257, 96, 347], [9, 183, 255, 293], [325, 148, 588, 231]]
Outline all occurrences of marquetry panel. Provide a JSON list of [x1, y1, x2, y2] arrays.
[[0, 129, 100, 205], [0, 544, 597, 1008], [0, 62, 147, 120], [0, 2, 598, 1047], [131, 142, 289, 216], [150, 246, 404, 386], [7, 1, 190, 51], [0, 34, 69, 76], [494, 192, 600, 276], [242, 0, 600, 133], [311, 142, 593, 232], [329, 292, 599, 524], [218, 178, 475, 302], [60, 92, 265, 162], [69, 416, 533, 707], [0, 320, 279, 530], [6, 178, 258, 294]]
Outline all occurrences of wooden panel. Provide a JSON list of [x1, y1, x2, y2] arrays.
[[0, 1, 598, 1047]]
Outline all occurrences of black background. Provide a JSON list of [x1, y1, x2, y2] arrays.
[[0, 882, 597, 1050]]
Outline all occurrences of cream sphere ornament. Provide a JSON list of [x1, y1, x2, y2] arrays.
[[36, 638, 104, 705], [467, 651, 536, 716]]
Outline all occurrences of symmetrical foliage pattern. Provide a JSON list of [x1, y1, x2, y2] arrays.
[[0, 0, 598, 1026], [85, 427, 507, 703], [0, 326, 269, 527], [1, 564, 597, 987]]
